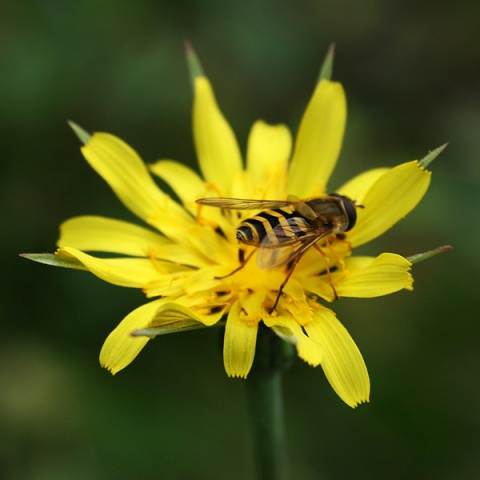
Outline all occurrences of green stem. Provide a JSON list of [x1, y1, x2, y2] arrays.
[[245, 325, 294, 480]]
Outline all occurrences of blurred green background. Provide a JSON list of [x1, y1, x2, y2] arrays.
[[2, 1, 479, 479]]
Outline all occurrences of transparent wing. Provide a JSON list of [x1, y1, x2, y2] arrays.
[[257, 217, 332, 269], [196, 197, 294, 210]]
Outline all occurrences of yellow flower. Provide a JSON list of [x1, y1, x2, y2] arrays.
[[39, 52, 436, 408]]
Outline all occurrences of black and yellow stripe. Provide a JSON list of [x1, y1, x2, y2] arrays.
[[236, 207, 309, 246]]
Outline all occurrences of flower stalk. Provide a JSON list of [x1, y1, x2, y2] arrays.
[[245, 325, 294, 480]]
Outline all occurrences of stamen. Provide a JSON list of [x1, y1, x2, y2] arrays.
[[194, 202, 224, 231], [204, 182, 224, 198], [145, 248, 169, 274]]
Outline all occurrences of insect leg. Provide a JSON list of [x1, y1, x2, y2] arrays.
[[269, 253, 305, 313], [313, 244, 339, 300], [326, 236, 350, 269], [215, 248, 256, 280]]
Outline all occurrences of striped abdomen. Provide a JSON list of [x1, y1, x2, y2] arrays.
[[236, 208, 309, 246]]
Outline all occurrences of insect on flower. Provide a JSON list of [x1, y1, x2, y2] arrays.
[[196, 193, 361, 312]]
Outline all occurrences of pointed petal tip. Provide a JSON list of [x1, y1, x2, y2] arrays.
[[351, 397, 370, 409], [68, 121, 91, 145], [20, 252, 47, 262], [20, 252, 86, 270], [101, 364, 117, 376], [407, 245, 453, 264], [225, 364, 250, 379], [226, 371, 248, 379], [419, 143, 448, 168], [185, 40, 204, 83], [317, 43, 336, 83]]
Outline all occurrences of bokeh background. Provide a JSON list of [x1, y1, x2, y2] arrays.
[[2, 1, 479, 479]]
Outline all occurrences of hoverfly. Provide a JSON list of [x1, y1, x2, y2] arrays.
[[196, 194, 360, 312]]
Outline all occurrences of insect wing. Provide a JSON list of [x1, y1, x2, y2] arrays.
[[257, 217, 330, 269], [286, 195, 318, 221], [196, 197, 293, 210]]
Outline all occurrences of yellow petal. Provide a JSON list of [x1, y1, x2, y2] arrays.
[[182, 265, 233, 296], [347, 161, 431, 247], [59, 247, 160, 287], [264, 314, 324, 366], [58, 215, 169, 255], [176, 292, 230, 326], [335, 253, 413, 297], [152, 244, 211, 268], [183, 223, 237, 266], [149, 160, 207, 210], [149, 161, 235, 240], [278, 288, 313, 326], [305, 308, 370, 408], [246, 121, 291, 198], [281, 277, 307, 303], [223, 301, 258, 378], [287, 80, 346, 197], [336, 168, 389, 203], [100, 299, 206, 374], [153, 300, 224, 328], [143, 271, 190, 297], [295, 238, 352, 277], [238, 289, 267, 323], [193, 77, 243, 196], [59, 215, 211, 268], [295, 240, 353, 302], [100, 299, 166, 374], [81, 133, 192, 238], [301, 275, 335, 302]]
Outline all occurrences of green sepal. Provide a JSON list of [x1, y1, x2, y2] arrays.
[[419, 144, 448, 168], [20, 253, 87, 270], [407, 245, 452, 264], [132, 322, 213, 338], [68, 121, 91, 145], [185, 40, 205, 88], [317, 43, 335, 83]]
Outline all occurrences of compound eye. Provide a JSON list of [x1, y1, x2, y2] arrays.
[[328, 193, 358, 231], [341, 197, 357, 231]]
